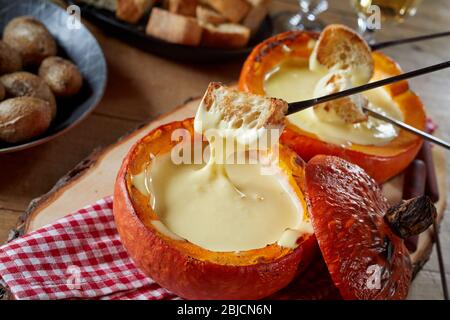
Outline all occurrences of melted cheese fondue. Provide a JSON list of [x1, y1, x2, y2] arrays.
[[264, 59, 326, 103], [142, 150, 306, 252], [132, 85, 313, 253], [264, 59, 404, 146]]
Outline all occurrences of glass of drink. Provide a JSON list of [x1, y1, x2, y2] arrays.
[[273, 0, 329, 33], [351, 0, 423, 43]]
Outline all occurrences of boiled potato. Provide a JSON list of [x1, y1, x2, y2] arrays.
[[3, 16, 57, 67], [0, 72, 57, 119], [0, 40, 22, 75], [0, 97, 52, 143], [39, 57, 83, 97]]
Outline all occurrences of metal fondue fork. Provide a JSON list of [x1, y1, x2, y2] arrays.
[[286, 61, 450, 150], [370, 31, 450, 51]]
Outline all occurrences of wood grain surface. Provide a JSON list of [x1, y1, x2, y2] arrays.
[[0, 0, 449, 299]]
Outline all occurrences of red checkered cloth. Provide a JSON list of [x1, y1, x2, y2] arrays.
[[0, 196, 339, 300], [0, 196, 178, 300]]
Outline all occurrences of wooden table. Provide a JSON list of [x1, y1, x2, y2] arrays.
[[0, 0, 448, 300]]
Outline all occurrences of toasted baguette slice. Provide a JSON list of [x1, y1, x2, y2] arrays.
[[310, 24, 374, 85], [196, 5, 228, 25], [201, 23, 250, 49], [116, 0, 154, 23], [76, 0, 117, 11], [313, 71, 368, 124], [146, 8, 203, 46], [206, 0, 251, 23], [194, 82, 288, 139], [165, 0, 197, 16], [243, 0, 269, 35]]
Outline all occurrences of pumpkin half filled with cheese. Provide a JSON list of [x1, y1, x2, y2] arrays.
[[114, 83, 419, 300], [239, 25, 426, 183], [114, 84, 318, 300]]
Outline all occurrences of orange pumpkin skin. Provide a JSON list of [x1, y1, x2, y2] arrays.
[[304, 155, 412, 299], [114, 119, 318, 300], [281, 125, 423, 184], [238, 31, 426, 183]]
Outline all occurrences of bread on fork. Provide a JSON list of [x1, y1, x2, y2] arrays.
[[194, 82, 288, 145], [310, 24, 374, 123], [310, 24, 374, 86], [313, 70, 369, 124]]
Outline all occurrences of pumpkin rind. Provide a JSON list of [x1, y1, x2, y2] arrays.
[[239, 31, 426, 183], [114, 119, 318, 300], [305, 155, 412, 300]]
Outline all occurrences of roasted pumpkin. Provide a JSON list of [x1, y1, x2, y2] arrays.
[[239, 31, 425, 183]]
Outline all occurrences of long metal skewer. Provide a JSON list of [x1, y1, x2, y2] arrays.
[[292, 30, 450, 298], [371, 31, 450, 51], [364, 31, 449, 298], [364, 109, 450, 150], [287, 61, 450, 113], [286, 61, 450, 150], [433, 219, 449, 300]]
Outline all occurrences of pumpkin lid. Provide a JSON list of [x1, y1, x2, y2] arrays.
[[305, 155, 413, 299]]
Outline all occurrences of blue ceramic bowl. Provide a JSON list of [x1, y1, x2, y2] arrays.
[[0, 0, 107, 153]]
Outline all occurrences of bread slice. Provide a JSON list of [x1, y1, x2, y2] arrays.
[[116, 0, 154, 23], [194, 82, 288, 136], [243, 0, 269, 35], [205, 0, 251, 23], [165, 0, 198, 16], [246, 0, 269, 4], [196, 5, 228, 25], [313, 70, 368, 124], [146, 8, 203, 46], [201, 23, 250, 49], [310, 24, 374, 85], [76, 0, 117, 11]]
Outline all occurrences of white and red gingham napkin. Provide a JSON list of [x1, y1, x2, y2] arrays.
[[0, 196, 177, 300], [0, 197, 338, 301]]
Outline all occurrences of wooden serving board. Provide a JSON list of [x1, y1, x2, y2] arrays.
[[5, 98, 447, 298], [14, 98, 198, 235]]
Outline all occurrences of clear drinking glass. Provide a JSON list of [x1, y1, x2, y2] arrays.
[[351, 0, 423, 43], [273, 0, 329, 33]]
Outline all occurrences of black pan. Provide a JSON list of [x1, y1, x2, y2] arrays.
[[66, 0, 274, 62]]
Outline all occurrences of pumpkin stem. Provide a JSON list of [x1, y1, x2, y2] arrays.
[[384, 195, 437, 239]]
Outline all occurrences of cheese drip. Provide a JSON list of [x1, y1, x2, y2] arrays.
[[132, 88, 313, 252]]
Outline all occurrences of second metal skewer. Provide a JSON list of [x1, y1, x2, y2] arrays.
[[370, 31, 450, 51], [286, 60, 450, 150], [287, 61, 450, 113], [364, 108, 450, 150]]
